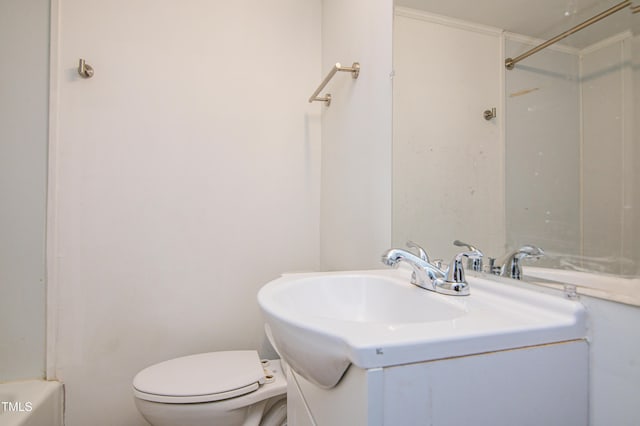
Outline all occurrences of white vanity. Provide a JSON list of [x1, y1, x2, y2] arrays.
[[258, 268, 588, 425]]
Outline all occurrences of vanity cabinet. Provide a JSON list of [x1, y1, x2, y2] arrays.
[[286, 340, 588, 426]]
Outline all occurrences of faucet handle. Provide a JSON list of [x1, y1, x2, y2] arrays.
[[453, 240, 478, 251], [432, 250, 481, 296], [485, 257, 497, 274], [453, 240, 484, 272], [446, 249, 483, 283], [406, 240, 429, 262]]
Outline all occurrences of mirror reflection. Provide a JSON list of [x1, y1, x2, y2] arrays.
[[392, 0, 640, 278]]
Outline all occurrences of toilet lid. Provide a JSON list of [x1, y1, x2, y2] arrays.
[[133, 350, 265, 404]]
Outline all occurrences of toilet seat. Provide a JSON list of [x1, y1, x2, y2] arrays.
[[133, 350, 267, 404]]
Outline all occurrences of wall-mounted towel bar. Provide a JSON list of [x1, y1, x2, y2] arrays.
[[309, 62, 360, 106], [506, 0, 632, 70]]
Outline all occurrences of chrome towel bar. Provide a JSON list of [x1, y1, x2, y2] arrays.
[[308, 62, 360, 106]]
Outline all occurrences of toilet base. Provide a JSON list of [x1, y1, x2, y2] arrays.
[[135, 395, 286, 426]]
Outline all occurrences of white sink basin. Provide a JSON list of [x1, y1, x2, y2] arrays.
[[270, 273, 466, 323], [258, 268, 586, 388]]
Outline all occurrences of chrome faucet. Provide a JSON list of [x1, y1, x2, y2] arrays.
[[453, 240, 484, 272], [492, 245, 545, 280], [381, 242, 483, 296], [381, 246, 444, 285]]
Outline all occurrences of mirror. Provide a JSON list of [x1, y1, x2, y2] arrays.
[[392, 0, 640, 277]]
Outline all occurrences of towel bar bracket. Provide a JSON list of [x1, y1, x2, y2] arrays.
[[314, 94, 332, 106], [346, 62, 360, 79]]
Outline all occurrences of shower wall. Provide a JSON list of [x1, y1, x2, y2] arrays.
[[0, 0, 49, 381]]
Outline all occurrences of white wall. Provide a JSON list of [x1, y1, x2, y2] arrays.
[[319, 0, 393, 271], [51, 1, 321, 424], [0, 0, 49, 381], [393, 10, 505, 261]]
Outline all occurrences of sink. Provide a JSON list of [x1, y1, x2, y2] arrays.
[[258, 268, 586, 388], [269, 273, 466, 323]]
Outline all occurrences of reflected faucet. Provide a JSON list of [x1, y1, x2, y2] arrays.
[[493, 245, 545, 280], [381, 242, 483, 296]]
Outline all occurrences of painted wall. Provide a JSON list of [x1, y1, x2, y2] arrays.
[[0, 0, 49, 381], [52, 1, 321, 424], [392, 9, 505, 261], [320, 0, 393, 271]]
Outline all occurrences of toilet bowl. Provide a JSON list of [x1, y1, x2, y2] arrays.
[[133, 350, 287, 426]]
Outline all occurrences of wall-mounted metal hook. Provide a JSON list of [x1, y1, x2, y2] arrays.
[[484, 107, 496, 121], [78, 59, 94, 78]]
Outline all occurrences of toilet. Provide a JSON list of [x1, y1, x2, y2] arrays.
[[132, 350, 287, 426]]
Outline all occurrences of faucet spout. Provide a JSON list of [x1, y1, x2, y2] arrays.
[[381, 248, 445, 289], [494, 245, 545, 279], [382, 242, 482, 295]]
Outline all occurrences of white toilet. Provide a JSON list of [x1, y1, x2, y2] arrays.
[[132, 350, 287, 426]]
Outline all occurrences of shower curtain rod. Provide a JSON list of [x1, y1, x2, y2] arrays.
[[505, 0, 632, 70]]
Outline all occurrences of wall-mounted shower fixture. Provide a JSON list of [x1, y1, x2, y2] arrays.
[[308, 62, 360, 106], [77, 59, 94, 78], [484, 107, 497, 121], [505, 0, 632, 70]]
